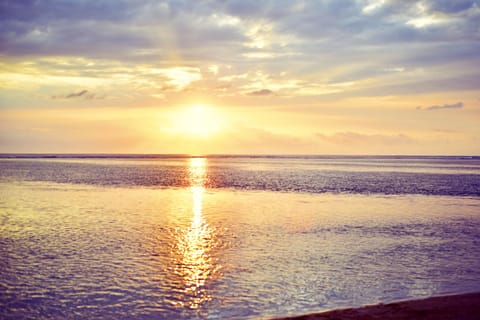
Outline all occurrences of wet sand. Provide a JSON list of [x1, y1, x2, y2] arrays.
[[274, 292, 480, 320]]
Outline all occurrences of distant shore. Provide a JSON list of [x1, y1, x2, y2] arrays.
[[274, 292, 480, 320]]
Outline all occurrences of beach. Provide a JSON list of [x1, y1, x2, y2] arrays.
[[275, 292, 480, 320]]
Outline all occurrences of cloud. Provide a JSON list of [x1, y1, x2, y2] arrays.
[[2, 1, 478, 61], [316, 132, 415, 146], [248, 89, 273, 96], [417, 102, 464, 110], [426, 0, 476, 14], [66, 90, 88, 99], [0, 1, 245, 61], [214, 126, 313, 154], [0, 0, 479, 101], [51, 90, 99, 100], [333, 73, 480, 98]]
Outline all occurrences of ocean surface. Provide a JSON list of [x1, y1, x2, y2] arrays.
[[1, 155, 479, 319]]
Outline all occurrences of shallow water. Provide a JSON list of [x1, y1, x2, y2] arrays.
[[1, 156, 479, 319]]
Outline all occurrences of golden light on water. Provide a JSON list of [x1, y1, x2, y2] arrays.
[[172, 157, 219, 310], [189, 157, 208, 186]]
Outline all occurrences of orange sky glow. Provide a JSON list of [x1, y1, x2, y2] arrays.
[[1, 0, 479, 155]]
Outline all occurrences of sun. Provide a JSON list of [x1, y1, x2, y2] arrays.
[[168, 104, 222, 137]]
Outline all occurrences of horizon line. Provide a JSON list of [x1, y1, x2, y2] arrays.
[[0, 153, 478, 159]]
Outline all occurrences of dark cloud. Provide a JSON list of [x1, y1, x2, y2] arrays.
[[425, 0, 476, 13], [66, 90, 88, 99], [224, 0, 266, 17], [248, 89, 273, 96], [1, 1, 478, 64], [52, 90, 99, 100], [418, 102, 464, 111], [0, 0, 244, 61], [0, 0, 137, 24], [0, 0, 479, 98]]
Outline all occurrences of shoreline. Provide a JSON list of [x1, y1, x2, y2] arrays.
[[273, 292, 480, 320]]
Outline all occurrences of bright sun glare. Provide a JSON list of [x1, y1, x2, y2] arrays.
[[169, 104, 222, 137]]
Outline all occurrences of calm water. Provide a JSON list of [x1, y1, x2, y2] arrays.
[[1, 156, 480, 319]]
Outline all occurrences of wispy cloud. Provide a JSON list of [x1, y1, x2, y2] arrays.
[[248, 89, 273, 96], [66, 90, 88, 99], [417, 102, 464, 110], [51, 90, 99, 100], [316, 132, 415, 146]]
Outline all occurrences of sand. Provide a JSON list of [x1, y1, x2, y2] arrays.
[[274, 292, 480, 320]]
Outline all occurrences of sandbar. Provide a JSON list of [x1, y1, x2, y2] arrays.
[[273, 292, 480, 320]]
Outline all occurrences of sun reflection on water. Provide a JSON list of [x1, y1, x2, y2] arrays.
[[172, 157, 219, 310]]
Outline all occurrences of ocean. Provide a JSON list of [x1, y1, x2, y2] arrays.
[[1, 155, 479, 319]]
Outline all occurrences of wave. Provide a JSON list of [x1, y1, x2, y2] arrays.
[[1, 158, 479, 196]]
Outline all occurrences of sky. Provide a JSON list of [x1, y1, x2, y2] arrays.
[[0, 0, 479, 155]]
